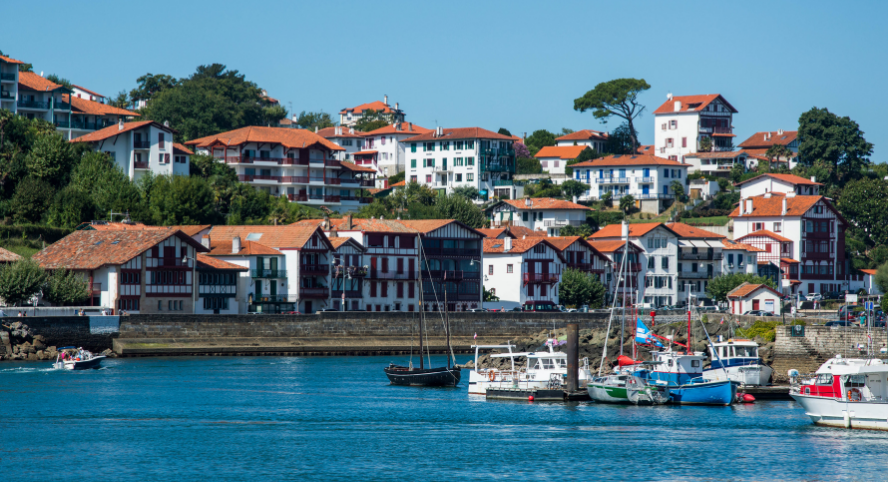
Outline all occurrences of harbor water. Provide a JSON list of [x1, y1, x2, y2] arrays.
[[1, 355, 886, 481]]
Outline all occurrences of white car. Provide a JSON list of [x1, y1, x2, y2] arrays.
[[806, 293, 823, 301]]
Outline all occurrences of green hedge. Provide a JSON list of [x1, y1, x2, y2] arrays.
[[0, 225, 72, 243]]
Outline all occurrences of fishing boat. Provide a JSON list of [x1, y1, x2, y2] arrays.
[[588, 369, 671, 405], [702, 338, 773, 386], [644, 348, 737, 405], [467, 341, 592, 395], [790, 355, 888, 430], [53, 347, 105, 370]]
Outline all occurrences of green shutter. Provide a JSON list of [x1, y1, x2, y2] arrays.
[[411, 143, 417, 153], [411, 159, 416, 168]]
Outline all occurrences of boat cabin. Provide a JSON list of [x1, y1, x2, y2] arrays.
[[649, 349, 707, 385], [708, 339, 760, 369], [797, 356, 888, 402]]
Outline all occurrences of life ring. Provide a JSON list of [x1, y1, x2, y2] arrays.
[[488, 370, 497, 381], [847, 388, 862, 402]]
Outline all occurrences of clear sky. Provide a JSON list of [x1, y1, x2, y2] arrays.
[[3, 0, 885, 158]]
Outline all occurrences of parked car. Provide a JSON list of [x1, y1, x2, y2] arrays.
[[825, 320, 852, 327], [466, 308, 487, 313], [743, 310, 776, 316], [698, 306, 720, 312], [564, 308, 578, 313], [806, 293, 823, 301], [824, 291, 842, 300]]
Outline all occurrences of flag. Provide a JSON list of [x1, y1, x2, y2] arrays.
[[473, 332, 477, 340], [636, 319, 663, 347]]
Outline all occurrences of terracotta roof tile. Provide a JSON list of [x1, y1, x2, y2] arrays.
[[483, 237, 554, 254], [738, 229, 793, 243], [33, 229, 206, 270], [0, 246, 22, 262], [196, 254, 248, 271], [340, 100, 393, 115], [317, 126, 365, 139], [720, 239, 765, 252], [185, 126, 344, 152], [364, 123, 432, 136], [209, 225, 331, 250], [729, 195, 823, 218], [70, 121, 169, 144], [636, 145, 654, 154], [653, 94, 737, 115], [589, 222, 675, 239], [353, 150, 378, 156], [339, 161, 377, 173], [586, 240, 643, 253], [328, 237, 358, 250], [735, 173, 820, 187], [665, 222, 726, 239], [173, 143, 193, 155], [63, 94, 139, 117], [501, 198, 592, 211], [507, 226, 546, 238], [555, 129, 608, 142], [477, 228, 512, 239], [684, 151, 747, 159], [18, 71, 67, 92], [571, 153, 686, 168], [740, 148, 795, 162], [206, 240, 280, 256], [860, 269, 877, 276], [781, 258, 800, 264], [400, 127, 513, 143], [0, 55, 25, 65], [534, 145, 590, 160], [738, 131, 798, 149], [727, 282, 782, 299]]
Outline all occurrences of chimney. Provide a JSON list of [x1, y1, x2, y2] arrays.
[[349, 127, 355, 134], [745, 199, 753, 214], [621, 221, 629, 239], [292, 114, 298, 122], [322, 214, 330, 230], [673, 100, 682, 112], [504, 237, 512, 252], [163, 120, 169, 128], [346, 214, 352, 230], [232, 236, 241, 254], [810, 176, 816, 183], [408, 122, 413, 131], [384, 94, 388, 105], [395, 102, 399, 110], [118, 119, 124, 131], [573, 195, 577, 204], [667, 93, 673, 101], [778, 129, 784, 135], [781, 198, 787, 215], [315, 126, 318, 133], [436, 126, 443, 137], [201, 235, 211, 249], [380, 215, 385, 220]]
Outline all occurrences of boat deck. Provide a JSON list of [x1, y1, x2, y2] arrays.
[[485, 388, 591, 402]]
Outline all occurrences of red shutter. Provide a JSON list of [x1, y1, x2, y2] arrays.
[[397, 258, 403, 274], [382, 282, 388, 297], [397, 282, 403, 297], [408, 282, 415, 298], [164, 153, 170, 164], [370, 282, 377, 297]]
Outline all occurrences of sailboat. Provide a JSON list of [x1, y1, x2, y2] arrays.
[[383, 234, 461, 387]]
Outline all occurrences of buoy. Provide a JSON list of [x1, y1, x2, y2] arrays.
[[528, 395, 534, 402], [739, 393, 756, 403]]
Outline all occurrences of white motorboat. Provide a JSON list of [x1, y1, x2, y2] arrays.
[[53, 347, 105, 370], [702, 338, 773, 386], [791, 355, 888, 430], [467, 341, 593, 395]]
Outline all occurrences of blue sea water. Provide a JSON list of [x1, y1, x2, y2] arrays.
[[0, 355, 885, 481]]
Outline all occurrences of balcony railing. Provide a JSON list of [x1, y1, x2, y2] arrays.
[[678, 271, 720, 279], [300, 265, 329, 275], [17, 99, 49, 109], [287, 194, 308, 202], [0, 90, 13, 99], [359, 179, 375, 187], [493, 180, 513, 186], [300, 287, 330, 298], [333, 268, 366, 278], [712, 126, 733, 134], [309, 158, 325, 164], [636, 193, 673, 200], [802, 251, 832, 260], [0, 73, 16, 81], [543, 219, 584, 227], [252, 294, 298, 303], [800, 272, 834, 280], [804, 230, 832, 239], [359, 197, 373, 204], [369, 271, 415, 280], [252, 269, 287, 278], [281, 176, 309, 183], [309, 177, 326, 183], [595, 177, 630, 184], [325, 177, 341, 185], [55, 101, 71, 110], [341, 290, 362, 299], [636, 177, 654, 183], [568, 263, 604, 273], [325, 159, 341, 167], [423, 270, 481, 280], [679, 251, 724, 260], [308, 193, 324, 200], [324, 195, 341, 203], [134, 162, 149, 169], [340, 178, 359, 185], [523, 273, 560, 284], [133, 139, 151, 149], [158, 258, 187, 267], [90, 283, 102, 293], [55, 119, 70, 128], [239, 174, 281, 182]]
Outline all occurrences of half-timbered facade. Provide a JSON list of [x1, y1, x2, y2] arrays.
[[195, 254, 248, 314], [546, 236, 610, 287], [585, 240, 644, 304], [483, 238, 565, 310], [329, 237, 366, 311], [488, 198, 592, 236]]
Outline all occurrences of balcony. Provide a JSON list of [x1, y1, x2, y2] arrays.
[[17, 99, 49, 109], [252, 269, 287, 278], [636, 177, 654, 183], [90, 283, 102, 293], [620, 262, 642, 272], [340, 178, 359, 185], [55, 100, 71, 110], [333, 268, 366, 278], [309, 158, 326, 165], [1, 90, 14, 99], [239, 174, 281, 182], [300, 287, 330, 299], [134, 162, 149, 169], [804, 230, 832, 239], [423, 270, 481, 280], [0, 73, 15, 81], [157, 258, 187, 267], [309, 176, 326, 183], [133, 139, 151, 149], [324, 177, 341, 185], [325, 159, 341, 168], [359, 197, 373, 204], [679, 251, 724, 261], [595, 177, 630, 184], [802, 251, 832, 260], [712, 126, 733, 135], [494, 180, 513, 186], [568, 263, 604, 273], [287, 193, 308, 202], [308, 193, 324, 200], [678, 271, 720, 279], [281, 176, 308, 184], [523, 273, 560, 284], [543, 219, 584, 227], [635, 193, 673, 200], [301, 265, 329, 276], [369, 271, 415, 280], [252, 294, 298, 303], [324, 195, 341, 203], [359, 179, 375, 187], [55, 119, 70, 128], [482, 162, 515, 173], [800, 272, 834, 280], [341, 290, 362, 299]]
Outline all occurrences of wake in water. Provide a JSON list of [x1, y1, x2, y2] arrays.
[[0, 366, 60, 373]]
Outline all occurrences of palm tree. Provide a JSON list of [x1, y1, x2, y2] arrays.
[[619, 194, 635, 214]]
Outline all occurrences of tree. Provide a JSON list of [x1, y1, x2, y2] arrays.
[[146, 175, 221, 225], [561, 128, 575, 136], [513, 142, 531, 159], [484, 286, 500, 302], [11, 176, 54, 223], [706, 273, 778, 302], [838, 178, 888, 247], [452, 185, 480, 201], [561, 180, 589, 199], [354, 109, 389, 132], [605, 122, 636, 155], [129, 73, 178, 104], [798, 107, 873, 176], [601, 191, 613, 208], [559, 224, 594, 237], [670, 180, 686, 202], [70, 152, 148, 222], [110, 90, 130, 109], [45, 74, 72, 89], [730, 162, 746, 183], [46, 185, 97, 229], [871, 246, 888, 267], [524, 129, 556, 155], [699, 136, 712, 152], [434, 194, 486, 228], [25, 131, 75, 187], [42, 269, 89, 306], [619, 195, 635, 214], [517, 157, 542, 175], [497, 128, 512, 137], [263, 105, 288, 126], [386, 170, 405, 186], [875, 262, 888, 295], [296, 111, 335, 131], [0, 258, 46, 306], [765, 144, 794, 165], [573, 78, 651, 149], [558, 268, 606, 309]]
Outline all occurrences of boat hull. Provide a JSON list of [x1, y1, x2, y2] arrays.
[[56, 356, 105, 370], [703, 364, 773, 386], [467, 368, 592, 395], [384, 365, 461, 387], [667, 380, 737, 406], [791, 393, 888, 430], [588, 383, 629, 403]]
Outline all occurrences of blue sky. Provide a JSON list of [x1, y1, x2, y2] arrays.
[[4, 1, 885, 158]]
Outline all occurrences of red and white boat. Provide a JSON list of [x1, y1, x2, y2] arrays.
[[790, 354, 888, 430]]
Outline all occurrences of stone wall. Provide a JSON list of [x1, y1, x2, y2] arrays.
[[0, 316, 115, 353], [771, 325, 888, 382]]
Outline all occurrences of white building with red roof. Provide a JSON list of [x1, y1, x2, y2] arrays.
[[534, 145, 589, 183], [402, 126, 519, 200], [316, 125, 364, 162], [16, 71, 72, 127], [569, 153, 689, 213], [71, 120, 186, 180], [738, 130, 800, 169], [735, 173, 821, 198], [555, 129, 608, 153], [727, 282, 783, 315], [338, 95, 405, 127], [0, 54, 24, 114], [653, 93, 738, 162], [359, 122, 432, 185], [482, 237, 565, 311], [487, 197, 592, 236]]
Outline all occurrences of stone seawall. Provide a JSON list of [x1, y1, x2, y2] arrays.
[[1, 316, 115, 353], [771, 325, 888, 381]]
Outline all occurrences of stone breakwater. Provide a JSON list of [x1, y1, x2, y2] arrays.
[[770, 325, 888, 382], [0, 322, 60, 361]]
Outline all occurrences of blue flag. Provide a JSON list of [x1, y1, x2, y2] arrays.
[[635, 319, 663, 347]]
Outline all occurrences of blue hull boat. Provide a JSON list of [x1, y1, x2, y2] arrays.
[[667, 379, 737, 406]]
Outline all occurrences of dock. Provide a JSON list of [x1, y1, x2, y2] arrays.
[[741, 385, 792, 400], [486, 388, 591, 402]]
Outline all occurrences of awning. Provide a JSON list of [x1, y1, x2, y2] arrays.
[[690, 240, 711, 248], [679, 240, 694, 248]]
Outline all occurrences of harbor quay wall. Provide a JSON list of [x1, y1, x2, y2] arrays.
[[771, 325, 888, 382], [0, 316, 115, 353]]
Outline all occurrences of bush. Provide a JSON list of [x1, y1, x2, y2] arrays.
[[736, 320, 781, 342], [792, 319, 806, 326]]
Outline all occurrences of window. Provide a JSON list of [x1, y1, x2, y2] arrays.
[[411, 159, 416, 168], [441, 141, 450, 151], [662, 257, 669, 270], [682, 137, 687, 148], [467, 157, 475, 166], [425, 175, 432, 183], [466, 140, 474, 149], [754, 222, 764, 231], [456, 174, 462, 182], [158, 132, 165, 149], [773, 222, 782, 233], [669, 120, 677, 130], [411, 143, 417, 153], [488, 265, 494, 275], [507, 264, 513, 273], [522, 212, 529, 221], [648, 257, 655, 269], [411, 175, 417, 183], [467, 173, 474, 182]]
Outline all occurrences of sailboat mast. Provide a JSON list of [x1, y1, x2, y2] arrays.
[[620, 221, 629, 357], [418, 233, 424, 370], [445, 288, 450, 369]]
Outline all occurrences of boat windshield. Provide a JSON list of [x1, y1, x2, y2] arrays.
[[735, 346, 757, 357], [533, 358, 565, 370]]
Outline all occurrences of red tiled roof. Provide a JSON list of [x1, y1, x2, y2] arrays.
[[736, 173, 821, 187], [653, 94, 737, 115], [72, 85, 105, 98], [364, 123, 432, 136], [507, 226, 546, 238], [64, 94, 139, 117], [729, 195, 823, 218], [534, 145, 590, 160], [501, 198, 592, 211], [477, 228, 512, 239], [738, 229, 793, 243], [209, 225, 331, 250], [545, 236, 604, 259], [340, 100, 393, 115], [483, 237, 559, 255], [781, 258, 800, 264], [33, 229, 206, 270], [173, 143, 193, 155], [740, 148, 795, 162], [555, 129, 608, 142], [587, 240, 643, 253], [196, 254, 248, 271], [70, 121, 171, 144], [571, 153, 686, 168], [589, 222, 675, 239], [666, 222, 726, 239], [0, 55, 25, 65], [317, 126, 365, 139], [400, 127, 513, 143], [353, 150, 378, 156], [321, 218, 415, 234], [720, 239, 765, 252], [206, 240, 281, 256], [683, 151, 747, 159], [860, 269, 877, 276], [339, 161, 377, 173], [17, 71, 67, 92], [0, 246, 22, 262], [185, 126, 344, 152], [636, 145, 654, 154], [738, 131, 798, 149], [328, 237, 362, 250], [727, 282, 781, 299]]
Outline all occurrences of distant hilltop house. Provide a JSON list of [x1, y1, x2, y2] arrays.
[[555, 129, 608, 153], [569, 153, 688, 213], [339, 95, 405, 127], [534, 145, 588, 185]]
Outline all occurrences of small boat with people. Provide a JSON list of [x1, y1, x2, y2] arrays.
[[702, 338, 773, 386], [467, 341, 593, 395], [53, 347, 105, 370]]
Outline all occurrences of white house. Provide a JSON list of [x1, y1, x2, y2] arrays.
[[70, 120, 188, 181], [488, 198, 592, 236], [329, 236, 367, 311], [339, 96, 405, 127], [16, 72, 72, 128], [682, 151, 748, 176], [719, 239, 763, 277], [61, 94, 140, 140], [0, 54, 24, 115], [534, 145, 589, 183], [71, 85, 107, 103], [483, 237, 565, 311], [570, 153, 689, 214], [859, 269, 883, 296], [360, 122, 432, 185], [555, 129, 608, 153], [402, 127, 520, 201], [738, 130, 800, 169], [727, 282, 783, 315], [201, 235, 288, 314], [652, 93, 738, 162], [547, 236, 611, 289], [317, 126, 365, 162], [736, 173, 821, 198], [195, 254, 248, 315]]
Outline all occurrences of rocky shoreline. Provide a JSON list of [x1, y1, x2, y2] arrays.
[[1, 321, 115, 361]]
